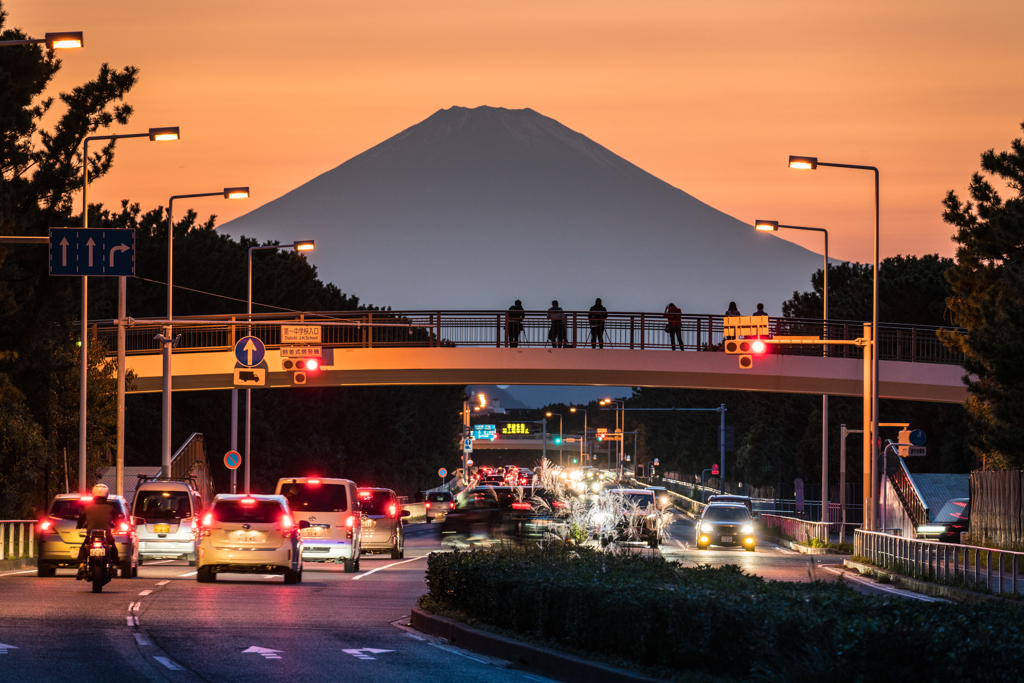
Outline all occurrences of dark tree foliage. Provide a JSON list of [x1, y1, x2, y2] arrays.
[[942, 120, 1024, 470]]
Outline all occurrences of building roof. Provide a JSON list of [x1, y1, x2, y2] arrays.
[[910, 473, 970, 521]]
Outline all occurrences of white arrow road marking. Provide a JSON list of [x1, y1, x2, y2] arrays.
[[86, 238, 95, 267], [352, 555, 427, 580], [343, 648, 394, 660], [244, 339, 257, 366], [243, 646, 283, 660], [154, 656, 183, 670], [109, 243, 129, 267], [60, 237, 69, 266], [128, 601, 141, 611], [0, 643, 18, 655]]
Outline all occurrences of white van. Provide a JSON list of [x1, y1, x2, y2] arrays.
[[275, 477, 362, 572], [132, 479, 203, 565]]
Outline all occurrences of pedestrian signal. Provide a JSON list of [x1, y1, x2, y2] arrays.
[[711, 464, 719, 476]]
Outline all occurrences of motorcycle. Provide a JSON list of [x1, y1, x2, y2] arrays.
[[86, 529, 117, 593]]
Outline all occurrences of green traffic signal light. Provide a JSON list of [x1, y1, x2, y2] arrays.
[[554, 437, 561, 444], [572, 458, 577, 464]]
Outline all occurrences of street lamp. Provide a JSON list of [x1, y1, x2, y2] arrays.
[[755, 219, 830, 525], [602, 399, 625, 475], [244, 240, 316, 493], [789, 154, 880, 531], [545, 412, 563, 466], [79, 127, 180, 494], [569, 406, 587, 467], [0, 31, 84, 49], [159, 188, 250, 483]]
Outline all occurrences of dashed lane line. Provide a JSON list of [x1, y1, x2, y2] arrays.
[[126, 616, 138, 626], [352, 556, 428, 580], [178, 571, 197, 577], [0, 570, 36, 577], [154, 656, 183, 671], [134, 633, 151, 646], [155, 580, 169, 586], [138, 590, 152, 596]]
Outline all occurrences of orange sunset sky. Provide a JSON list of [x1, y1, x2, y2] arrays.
[[8, 0, 1024, 264]]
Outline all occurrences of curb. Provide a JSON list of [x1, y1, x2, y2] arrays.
[[0, 558, 37, 572], [410, 608, 667, 683], [770, 537, 847, 555], [843, 559, 1024, 607]]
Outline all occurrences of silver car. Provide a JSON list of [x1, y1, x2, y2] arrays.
[[357, 488, 409, 559], [132, 480, 203, 565], [36, 493, 139, 578]]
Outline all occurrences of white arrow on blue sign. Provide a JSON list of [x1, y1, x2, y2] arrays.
[[49, 228, 135, 277], [234, 336, 266, 367]]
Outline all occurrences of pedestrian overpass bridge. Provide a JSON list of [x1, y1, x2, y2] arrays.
[[96, 309, 968, 403]]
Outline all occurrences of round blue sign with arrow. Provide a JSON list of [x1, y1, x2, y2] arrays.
[[909, 429, 927, 447], [224, 450, 241, 470], [234, 336, 266, 367]]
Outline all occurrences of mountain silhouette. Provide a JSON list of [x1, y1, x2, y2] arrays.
[[223, 106, 824, 314]]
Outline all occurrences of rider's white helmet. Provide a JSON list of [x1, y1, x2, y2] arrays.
[[91, 484, 109, 499]]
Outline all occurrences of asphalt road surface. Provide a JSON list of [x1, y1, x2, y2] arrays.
[[0, 516, 939, 682]]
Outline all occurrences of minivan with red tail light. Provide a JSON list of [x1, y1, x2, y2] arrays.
[[357, 488, 410, 559], [275, 477, 362, 572], [195, 494, 306, 583], [425, 491, 456, 523]]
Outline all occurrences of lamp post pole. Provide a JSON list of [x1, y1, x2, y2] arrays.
[[246, 240, 315, 493], [80, 127, 179, 494], [755, 220, 829, 523], [788, 156, 879, 530], [570, 407, 586, 466]]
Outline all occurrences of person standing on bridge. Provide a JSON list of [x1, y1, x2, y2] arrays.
[[547, 300, 567, 348], [664, 302, 682, 350], [508, 300, 525, 347], [588, 298, 607, 348], [725, 301, 741, 317]]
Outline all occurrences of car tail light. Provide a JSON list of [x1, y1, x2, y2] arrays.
[[281, 514, 294, 530], [39, 519, 55, 533], [345, 515, 355, 528], [512, 503, 531, 510], [240, 497, 256, 506], [449, 502, 455, 509], [388, 505, 397, 517], [307, 479, 321, 485], [552, 501, 567, 509], [79, 495, 93, 502], [425, 502, 431, 509], [118, 522, 130, 533]]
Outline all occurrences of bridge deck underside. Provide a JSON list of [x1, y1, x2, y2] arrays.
[[124, 347, 966, 403]]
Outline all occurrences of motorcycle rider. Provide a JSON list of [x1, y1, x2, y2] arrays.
[[75, 484, 120, 580]]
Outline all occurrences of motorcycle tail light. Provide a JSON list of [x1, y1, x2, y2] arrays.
[[92, 539, 103, 548]]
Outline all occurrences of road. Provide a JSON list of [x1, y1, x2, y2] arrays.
[[0, 516, 938, 682]]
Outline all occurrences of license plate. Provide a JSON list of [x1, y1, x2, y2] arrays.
[[300, 527, 322, 538], [720, 535, 733, 543], [236, 532, 261, 542], [361, 519, 374, 528], [434, 512, 444, 517], [154, 524, 171, 534], [90, 548, 106, 557]]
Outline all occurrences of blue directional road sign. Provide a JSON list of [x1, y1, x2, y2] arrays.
[[49, 228, 135, 276], [909, 429, 927, 446], [234, 336, 266, 367]]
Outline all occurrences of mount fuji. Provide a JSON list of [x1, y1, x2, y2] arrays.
[[222, 106, 824, 314]]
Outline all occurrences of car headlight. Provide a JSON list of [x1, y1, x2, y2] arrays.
[[594, 512, 610, 524], [700, 523, 713, 533], [917, 525, 945, 534], [741, 524, 753, 535]]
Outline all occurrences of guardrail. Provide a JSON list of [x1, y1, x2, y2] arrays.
[[88, 310, 965, 366], [1, 520, 35, 560], [760, 514, 830, 545], [854, 529, 1024, 595]]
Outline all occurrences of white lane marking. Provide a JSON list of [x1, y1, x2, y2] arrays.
[[146, 560, 175, 564], [343, 648, 394, 660], [0, 570, 36, 577], [426, 641, 489, 664], [154, 656, 183, 670], [126, 616, 139, 626], [818, 566, 947, 602], [0, 643, 19, 655], [351, 556, 427, 580], [405, 632, 426, 641], [128, 602, 141, 612], [138, 590, 152, 596], [243, 646, 283, 660], [134, 633, 151, 646], [263, 575, 279, 579], [156, 580, 169, 586], [675, 540, 687, 550], [178, 571, 197, 577]]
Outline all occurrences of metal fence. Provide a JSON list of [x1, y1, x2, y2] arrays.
[[89, 311, 965, 365], [1, 520, 35, 560], [760, 514, 830, 545], [854, 529, 1024, 595], [969, 469, 1024, 549]]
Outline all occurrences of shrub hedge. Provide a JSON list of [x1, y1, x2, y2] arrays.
[[423, 547, 1024, 682]]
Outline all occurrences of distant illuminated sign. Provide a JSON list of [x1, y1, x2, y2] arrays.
[[472, 425, 497, 440], [502, 423, 531, 435]]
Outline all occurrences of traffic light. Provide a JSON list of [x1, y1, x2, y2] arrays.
[[724, 338, 766, 369], [554, 436, 561, 445], [898, 428, 910, 456], [283, 357, 320, 384], [572, 457, 578, 464], [711, 464, 719, 476]]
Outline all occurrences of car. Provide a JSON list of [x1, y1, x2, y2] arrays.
[[646, 486, 671, 510], [132, 478, 204, 565], [195, 494, 306, 583], [917, 497, 969, 543], [707, 494, 755, 518], [593, 489, 663, 548], [275, 477, 362, 572], [36, 493, 139, 578], [357, 488, 410, 559], [424, 491, 455, 523], [696, 503, 755, 551]]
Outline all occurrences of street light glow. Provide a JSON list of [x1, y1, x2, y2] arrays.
[[293, 240, 315, 251], [224, 187, 250, 199], [545, 412, 552, 417], [149, 127, 181, 141], [754, 220, 779, 232], [46, 32, 84, 49], [570, 407, 577, 413], [788, 155, 818, 170]]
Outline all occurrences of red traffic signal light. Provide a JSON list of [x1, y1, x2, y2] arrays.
[[725, 339, 766, 354], [283, 356, 320, 384]]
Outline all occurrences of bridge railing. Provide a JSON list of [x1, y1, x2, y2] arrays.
[[1, 520, 35, 560], [760, 514, 830, 544], [91, 311, 965, 365]]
